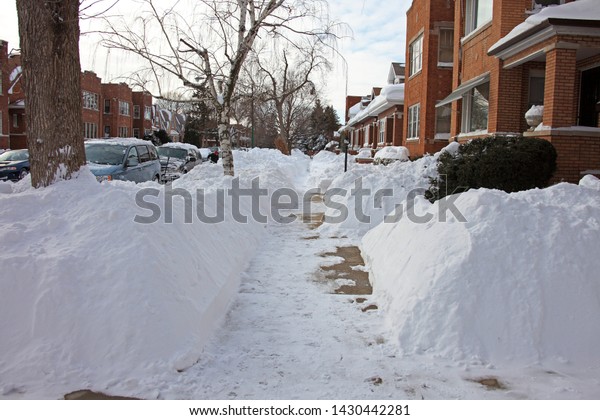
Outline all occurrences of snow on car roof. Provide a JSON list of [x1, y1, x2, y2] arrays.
[[158, 142, 200, 151], [85, 138, 156, 147]]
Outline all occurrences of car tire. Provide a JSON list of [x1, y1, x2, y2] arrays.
[[154, 175, 160, 183], [19, 169, 29, 180]]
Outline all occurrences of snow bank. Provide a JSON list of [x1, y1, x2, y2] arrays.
[[362, 176, 600, 369], [317, 149, 444, 239], [0, 166, 266, 396]]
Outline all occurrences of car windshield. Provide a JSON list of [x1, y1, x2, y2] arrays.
[[0, 150, 29, 162], [85, 143, 128, 165], [158, 147, 187, 160]]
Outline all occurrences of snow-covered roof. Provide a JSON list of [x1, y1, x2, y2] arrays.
[[8, 65, 22, 94], [489, 0, 600, 55], [344, 84, 405, 128]]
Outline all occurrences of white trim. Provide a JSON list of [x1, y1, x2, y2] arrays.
[[436, 73, 490, 108]]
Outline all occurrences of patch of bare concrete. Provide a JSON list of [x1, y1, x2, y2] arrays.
[[64, 389, 138, 400], [319, 246, 372, 295]]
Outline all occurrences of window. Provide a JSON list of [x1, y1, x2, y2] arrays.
[[407, 104, 420, 140], [534, 0, 563, 6], [83, 122, 98, 139], [133, 128, 140, 138], [118, 126, 128, 137], [82, 91, 99, 110], [465, 0, 493, 35], [462, 82, 490, 133], [528, 69, 545, 108], [13, 113, 18, 128], [136, 145, 150, 162], [148, 145, 158, 160], [144, 106, 152, 121], [104, 125, 111, 137], [133, 105, 140, 119], [435, 104, 451, 139], [378, 120, 386, 144], [119, 101, 130, 116], [126, 146, 139, 166], [409, 34, 423, 76], [438, 28, 454, 65], [104, 99, 111, 114]]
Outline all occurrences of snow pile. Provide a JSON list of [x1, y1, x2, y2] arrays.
[[305, 150, 348, 193], [374, 146, 410, 161], [362, 175, 600, 368], [317, 147, 448, 239], [0, 167, 266, 396]]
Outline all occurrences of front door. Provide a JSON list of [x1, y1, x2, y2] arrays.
[[579, 66, 600, 127]]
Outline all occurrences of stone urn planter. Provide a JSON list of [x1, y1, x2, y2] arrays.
[[525, 105, 544, 130]]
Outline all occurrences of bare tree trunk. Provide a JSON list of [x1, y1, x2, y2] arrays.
[[218, 107, 234, 176], [17, 0, 86, 188]]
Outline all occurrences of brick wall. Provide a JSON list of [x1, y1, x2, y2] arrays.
[[81, 71, 102, 138], [0, 41, 9, 148], [101, 83, 133, 138], [526, 130, 600, 184], [404, 0, 454, 157], [132, 91, 153, 138]]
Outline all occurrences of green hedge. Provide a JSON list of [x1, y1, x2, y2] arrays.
[[426, 136, 557, 202]]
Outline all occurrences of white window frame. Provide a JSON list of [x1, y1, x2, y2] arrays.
[[118, 126, 128, 137], [407, 104, 420, 140], [465, 0, 493, 36], [82, 91, 99, 110], [13, 113, 18, 128], [409, 34, 423, 76], [144, 106, 152, 121], [133, 105, 141, 119], [461, 81, 490, 134], [119, 101, 130, 116], [438, 28, 454, 66], [378, 119, 386, 145], [133, 128, 140, 138]]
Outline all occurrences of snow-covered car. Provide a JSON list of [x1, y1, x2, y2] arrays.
[[373, 146, 410, 165], [85, 139, 162, 183], [0, 149, 30, 181], [355, 148, 374, 164], [157, 143, 201, 182]]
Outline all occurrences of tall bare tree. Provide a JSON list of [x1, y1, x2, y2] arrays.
[[102, 0, 339, 176], [247, 44, 328, 153], [16, 0, 86, 188]]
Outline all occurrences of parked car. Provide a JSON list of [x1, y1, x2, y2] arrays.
[[355, 147, 374, 164], [373, 146, 410, 165], [157, 143, 201, 182], [0, 149, 30, 181], [85, 139, 161, 183]]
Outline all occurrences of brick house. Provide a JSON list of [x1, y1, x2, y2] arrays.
[[342, 64, 405, 152], [81, 71, 102, 139], [7, 52, 26, 149], [132, 91, 153, 138], [101, 83, 133, 138], [437, 0, 600, 182], [0, 40, 9, 149], [403, 0, 455, 158]]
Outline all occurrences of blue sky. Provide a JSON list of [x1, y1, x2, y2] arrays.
[[0, 0, 410, 123]]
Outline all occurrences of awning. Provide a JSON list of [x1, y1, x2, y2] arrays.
[[436, 73, 490, 108]]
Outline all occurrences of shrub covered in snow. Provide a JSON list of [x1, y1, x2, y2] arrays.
[[426, 136, 557, 202]]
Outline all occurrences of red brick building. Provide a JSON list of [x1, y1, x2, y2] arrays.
[[437, 0, 600, 182], [101, 83, 133, 139], [3, 43, 155, 148], [403, 0, 455, 158], [132, 91, 154, 138], [0, 40, 9, 149], [342, 64, 405, 152]]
